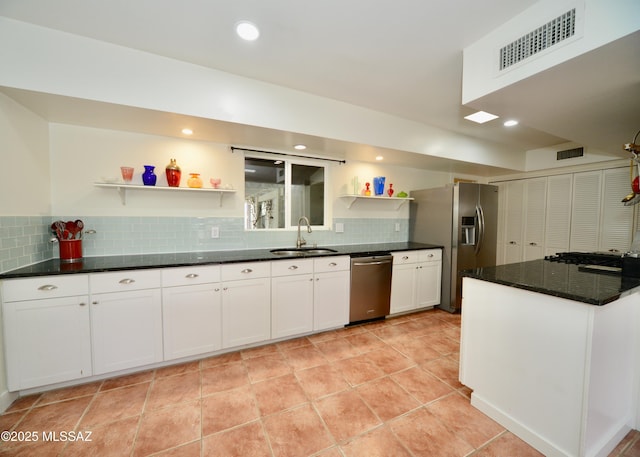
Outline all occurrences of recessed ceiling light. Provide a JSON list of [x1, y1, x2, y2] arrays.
[[464, 111, 499, 124], [375, 156, 384, 161], [236, 21, 260, 41], [504, 120, 519, 127], [294, 144, 306, 150], [181, 128, 193, 135]]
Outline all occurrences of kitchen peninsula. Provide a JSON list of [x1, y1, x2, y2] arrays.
[[459, 260, 640, 457]]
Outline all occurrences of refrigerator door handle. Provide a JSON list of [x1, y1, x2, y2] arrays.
[[475, 205, 485, 255]]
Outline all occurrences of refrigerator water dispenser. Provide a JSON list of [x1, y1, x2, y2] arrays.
[[461, 216, 476, 245]]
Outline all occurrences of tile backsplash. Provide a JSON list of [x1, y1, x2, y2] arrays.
[[1, 216, 409, 272], [0, 216, 54, 272]]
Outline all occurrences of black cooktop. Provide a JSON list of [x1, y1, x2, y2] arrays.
[[545, 252, 622, 268]]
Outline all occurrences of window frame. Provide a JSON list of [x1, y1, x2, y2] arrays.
[[244, 152, 332, 231]]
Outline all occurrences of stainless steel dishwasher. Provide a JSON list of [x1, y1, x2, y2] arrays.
[[349, 254, 393, 323]]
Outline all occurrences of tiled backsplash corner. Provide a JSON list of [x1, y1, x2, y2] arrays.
[[0, 216, 53, 272]]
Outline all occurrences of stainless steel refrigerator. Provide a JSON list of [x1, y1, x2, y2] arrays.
[[409, 183, 498, 313]]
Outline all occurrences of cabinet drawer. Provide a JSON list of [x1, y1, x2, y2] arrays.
[[392, 251, 419, 265], [221, 262, 271, 281], [271, 259, 313, 277], [90, 270, 162, 294], [419, 249, 442, 262], [162, 265, 221, 287], [314, 256, 350, 273], [2, 275, 89, 302]]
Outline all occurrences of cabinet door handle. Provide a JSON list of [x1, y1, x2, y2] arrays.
[[609, 249, 620, 253], [119, 278, 136, 285], [223, 287, 228, 291], [428, 254, 434, 258], [241, 268, 253, 274], [509, 241, 517, 245], [92, 301, 99, 305], [329, 262, 337, 267], [214, 288, 220, 292], [288, 265, 298, 270], [37, 284, 58, 291], [402, 256, 409, 260], [79, 302, 86, 307], [529, 242, 537, 246], [185, 273, 199, 279]]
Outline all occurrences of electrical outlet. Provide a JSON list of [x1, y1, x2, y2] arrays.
[[395, 223, 400, 232], [211, 227, 219, 239], [335, 222, 344, 233]]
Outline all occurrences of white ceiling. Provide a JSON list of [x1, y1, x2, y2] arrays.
[[0, 0, 637, 174]]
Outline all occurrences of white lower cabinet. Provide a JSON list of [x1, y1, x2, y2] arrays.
[[271, 259, 314, 339], [0, 255, 351, 391], [221, 262, 271, 348], [2, 275, 91, 391], [4, 295, 92, 391], [161, 266, 222, 361], [313, 268, 349, 331], [391, 250, 442, 314], [162, 284, 222, 360], [271, 256, 350, 337], [89, 271, 163, 375]]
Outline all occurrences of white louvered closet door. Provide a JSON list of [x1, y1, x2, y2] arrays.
[[570, 171, 602, 252], [599, 167, 634, 253], [523, 177, 547, 260], [503, 180, 525, 264], [544, 174, 573, 256]]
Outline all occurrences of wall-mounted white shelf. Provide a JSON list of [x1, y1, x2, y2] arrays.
[[340, 194, 413, 209], [94, 183, 236, 206]]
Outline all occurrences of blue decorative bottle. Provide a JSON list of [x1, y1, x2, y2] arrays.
[[142, 165, 157, 186]]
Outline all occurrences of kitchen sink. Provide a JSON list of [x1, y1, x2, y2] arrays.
[[270, 248, 337, 256]]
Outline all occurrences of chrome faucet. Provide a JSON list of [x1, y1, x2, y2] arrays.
[[296, 216, 312, 248]]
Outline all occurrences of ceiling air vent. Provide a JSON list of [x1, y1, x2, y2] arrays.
[[500, 9, 576, 71], [557, 147, 584, 160]]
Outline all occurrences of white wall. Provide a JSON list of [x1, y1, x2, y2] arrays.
[[462, 0, 640, 104], [525, 141, 624, 171], [0, 93, 50, 215], [0, 16, 525, 172], [331, 161, 467, 219], [49, 124, 244, 217], [49, 123, 474, 221]]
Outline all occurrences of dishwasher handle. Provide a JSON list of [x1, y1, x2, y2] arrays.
[[351, 259, 392, 267]]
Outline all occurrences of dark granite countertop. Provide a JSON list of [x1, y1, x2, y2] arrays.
[[0, 242, 442, 279], [461, 259, 640, 305]]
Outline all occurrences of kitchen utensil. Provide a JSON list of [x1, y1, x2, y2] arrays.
[[75, 220, 84, 239], [54, 221, 66, 240]]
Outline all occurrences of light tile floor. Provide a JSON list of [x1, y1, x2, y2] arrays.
[[1, 309, 638, 456]]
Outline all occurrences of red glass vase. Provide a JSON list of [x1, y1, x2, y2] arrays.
[[165, 158, 181, 187]]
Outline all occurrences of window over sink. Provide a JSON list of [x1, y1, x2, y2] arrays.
[[244, 155, 328, 230]]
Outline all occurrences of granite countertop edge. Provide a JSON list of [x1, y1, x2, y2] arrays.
[[0, 242, 443, 279], [461, 260, 640, 306]]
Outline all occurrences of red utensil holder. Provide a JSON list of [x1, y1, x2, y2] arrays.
[[59, 239, 82, 262]]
